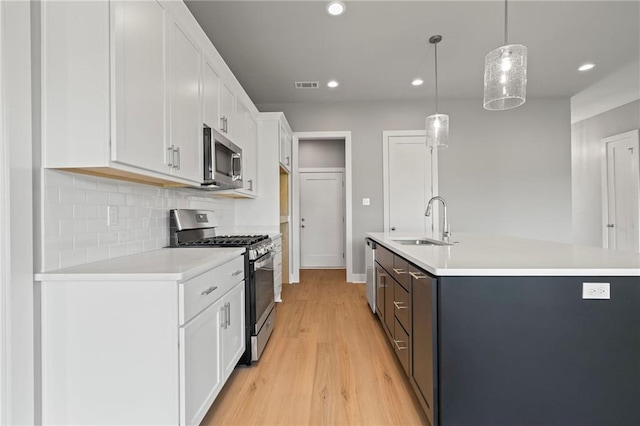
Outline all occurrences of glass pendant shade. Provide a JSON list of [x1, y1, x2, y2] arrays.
[[483, 44, 527, 110], [426, 113, 449, 149]]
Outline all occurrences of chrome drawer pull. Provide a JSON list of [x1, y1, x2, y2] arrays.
[[201, 286, 218, 296], [393, 340, 408, 351], [409, 271, 428, 280], [232, 270, 243, 277], [393, 301, 408, 310], [393, 268, 408, 275]]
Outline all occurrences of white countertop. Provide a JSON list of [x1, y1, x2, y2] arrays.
[[367, 232, 640, 277], [35, 248, 245, 282]]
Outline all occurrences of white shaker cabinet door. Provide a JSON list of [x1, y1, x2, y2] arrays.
[[220, 83, 235, 139], [169, 20, 202, 183], [221, 281, 246, 380], [112, 0, 170, 174], [179, 299, 223, 426], [203, 60, 221, 132]]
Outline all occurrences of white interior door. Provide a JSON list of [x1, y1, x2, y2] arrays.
[[603, 130, 640, 252], [300, 171, 345, 268], [384, 132, 435, 234]]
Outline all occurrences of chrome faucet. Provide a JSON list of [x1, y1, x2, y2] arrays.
[[425, 196, 450, 242]]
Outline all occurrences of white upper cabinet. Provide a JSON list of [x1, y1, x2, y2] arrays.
[[111, 0, 169, 175], [279, 120, 292, 173], [42, 0, 259, 189], [220, 83, 236, 139], [203, 59, 221, 132], [168, 18, 203, 183]]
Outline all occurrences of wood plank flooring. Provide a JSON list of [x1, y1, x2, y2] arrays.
[[201, 269, 428, 426]]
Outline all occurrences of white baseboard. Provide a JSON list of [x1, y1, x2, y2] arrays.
[[348, 273, 366, 283]]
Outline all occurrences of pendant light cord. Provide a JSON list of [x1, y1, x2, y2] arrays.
[[434, 42, 439, 113], [504, 0, 508, 45]]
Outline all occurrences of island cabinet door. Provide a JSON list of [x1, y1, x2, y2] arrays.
[[410, 266, 437, 426]]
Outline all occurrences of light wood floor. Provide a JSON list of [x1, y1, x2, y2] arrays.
[[201, 269, 428, 426]]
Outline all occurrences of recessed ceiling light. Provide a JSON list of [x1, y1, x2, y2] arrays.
[[327, 1, 346, 16], [578, 63, 595, 72], [327, 80, 339, 88], [412, 78, 424, 86]]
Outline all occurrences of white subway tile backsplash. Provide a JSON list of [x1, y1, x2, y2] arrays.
[[109, 192, 126, 205], [42, 170, 235, 271], [59, 249, 87, 269], [74, 233, 98, 249], [86, 191, 108, 205], [73, 174, 98, 190]]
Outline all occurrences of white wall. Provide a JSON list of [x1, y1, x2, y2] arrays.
[[299, 139, 345, 168], [571, 100, 640, 247], [259, 98, 572, 274], [41, 170, 236, 271]]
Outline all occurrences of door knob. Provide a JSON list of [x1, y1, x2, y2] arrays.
[[391, 227, 396, 231], [301, 225, 305, 228], [301, 218, 305, 221]]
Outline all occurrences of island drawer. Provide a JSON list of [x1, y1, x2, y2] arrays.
[[179, 255, 244, 324], [376, 244, 394, 274], [393, 281, 411, 332], [392, 256, 411, 290], [393, 318, 410, 375]]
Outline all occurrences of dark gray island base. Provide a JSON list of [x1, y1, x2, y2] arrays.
[[437, 275, 639, 426], [370, 238, 640, 426]]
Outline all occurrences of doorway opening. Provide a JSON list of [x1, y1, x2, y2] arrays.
[[292, 132, 354, 282]]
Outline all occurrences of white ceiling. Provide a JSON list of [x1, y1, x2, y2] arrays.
[[184, 1, 640, 105]]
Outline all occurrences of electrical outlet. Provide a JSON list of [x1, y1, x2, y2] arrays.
[[108, 206, 118, 226], [582, 282, 610, 300], [362, 198, 370, 206]]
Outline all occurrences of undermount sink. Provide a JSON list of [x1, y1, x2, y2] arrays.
[[392, 238, 455, 246]]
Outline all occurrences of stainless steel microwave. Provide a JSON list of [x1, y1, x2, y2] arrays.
[[202, 125, 243, 190]]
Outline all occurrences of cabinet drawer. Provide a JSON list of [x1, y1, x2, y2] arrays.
[[393, 281, 410, 333], [376, 244, 394, 274], [393, 318, 410, 376], [179, 256, 244, 324], [392, 256, 411, 291]]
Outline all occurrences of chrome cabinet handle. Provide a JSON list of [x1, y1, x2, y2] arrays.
[[248, 179, 253, 191], [220, 306, 227, 329], [200, 286, 217, 296], [286, 156, 290, 166], [167, 146, 174, 167], [226, 302, 231, 327], [393, 301, 408, 310], [409, 271, 428, 280], [393, 268, 407, 275], [232, 270, 242, 277], [393, 340, 408, 351], [175, 147, 181, 170]]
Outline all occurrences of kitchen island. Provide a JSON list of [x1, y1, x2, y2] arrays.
[[367, 232, 640, 426]]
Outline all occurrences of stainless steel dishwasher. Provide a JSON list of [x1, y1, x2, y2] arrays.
[[365, 238, 376, 313]]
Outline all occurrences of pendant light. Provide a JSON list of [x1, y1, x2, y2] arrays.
[[426, 35, 449, 150], [483, 0, 527, 110]]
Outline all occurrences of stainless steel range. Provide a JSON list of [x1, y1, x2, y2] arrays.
[[169, 209, 276, 365]]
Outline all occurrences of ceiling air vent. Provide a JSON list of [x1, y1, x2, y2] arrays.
[[294, 81, 319, 89]]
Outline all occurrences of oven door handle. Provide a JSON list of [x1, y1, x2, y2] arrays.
[[254, 252, 274, 269]]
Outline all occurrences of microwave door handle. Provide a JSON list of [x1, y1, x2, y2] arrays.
[[231, 153, 241, 181]]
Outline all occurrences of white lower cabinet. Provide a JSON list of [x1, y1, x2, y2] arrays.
[[39, 255, 245, 426], [180, 280, 244, 425]]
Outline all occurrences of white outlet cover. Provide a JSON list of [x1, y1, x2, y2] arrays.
[[108, 206, 118, 226], [582, 282, 610, 300], [362, 198, 370, 206]]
